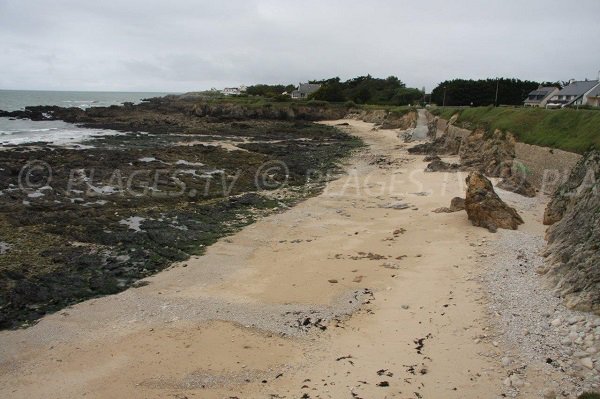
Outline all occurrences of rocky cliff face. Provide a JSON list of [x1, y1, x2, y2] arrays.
[[541, 151, 600, 314]]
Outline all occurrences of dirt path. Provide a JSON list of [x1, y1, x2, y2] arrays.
[[0, 120, 527, 398]]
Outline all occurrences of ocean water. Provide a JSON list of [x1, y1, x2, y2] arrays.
[[0, 90, 170, 145]]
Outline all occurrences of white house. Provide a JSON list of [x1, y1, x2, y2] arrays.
[[546, 80, 600, 108], [523, 86, 559, 107], [221, 85, 247, 96]]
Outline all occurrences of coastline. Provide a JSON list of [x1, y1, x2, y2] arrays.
[[0, 117, 597, 398], [0, 119, 519, 398]]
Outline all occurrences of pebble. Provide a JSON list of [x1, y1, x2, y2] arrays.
[[542, 388, 556, 399], [551, 317, 562, 327], [501, 356, 511, 366], [401, 304, 410, 310], [581, 358, 594, 369]]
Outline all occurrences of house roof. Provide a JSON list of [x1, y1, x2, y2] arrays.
[[527, 87, 557, 97], [557, 80, 599, 96], [587, 85, 600, 98], [296, 83, 321, 94]]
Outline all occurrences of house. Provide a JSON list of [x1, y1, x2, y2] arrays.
[[546, 80, 600, 108], [291, 83, 321, 99], [523, 86, 559, 107], [586, 85, 600, 107], [221, 85, 247, 96]]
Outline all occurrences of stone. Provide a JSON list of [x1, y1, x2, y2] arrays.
[[464, 172, 524, 232], [425, 158, 460, 173], [432, 197, 465, 213], [542, 151, 600, 313], [581, 357, 594, 369], [551, 317, 562, 327], [496, 174, 536, 197], [542, 388, 556, 399]]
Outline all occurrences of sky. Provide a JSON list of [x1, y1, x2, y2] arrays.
[[1, 0, 599, 93]]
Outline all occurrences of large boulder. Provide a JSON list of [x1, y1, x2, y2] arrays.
[[541, 150, 600, 314], [464, 172, 524, 232]]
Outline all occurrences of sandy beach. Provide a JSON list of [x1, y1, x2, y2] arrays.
[[0, 119, 584, 398]]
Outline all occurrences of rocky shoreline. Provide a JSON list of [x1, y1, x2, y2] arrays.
[[0, 97, 365, 328]]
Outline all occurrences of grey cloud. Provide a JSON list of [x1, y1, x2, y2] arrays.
[[0, 0, 599, 92]]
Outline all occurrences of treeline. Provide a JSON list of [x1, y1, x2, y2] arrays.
[[245, 84, 296, 98], [310, 75, 423, 105], [430, 78, 546, 106], [245, 75, 424, 105]]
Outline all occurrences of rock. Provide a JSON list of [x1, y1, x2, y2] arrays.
[[328, 279, 338, 284], [497, 174, 536, 198], [544, 150, 600, 225], [542, 150, 600, 314], [501, 356, 511, 366], [433, 197, 465, 213], [459, 129, 516, 177], [581, 357, 594, 369], [401, 304, 410, 310], [464, 172, 524, 232], [542, 388, 556, 399], [423, 155, 440, 162], [425, 158, 460, 173], [551, 317, 562, 327]]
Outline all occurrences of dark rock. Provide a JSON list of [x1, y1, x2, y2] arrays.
[[464, 172, 523, 232], [425, 159, 460, 172]]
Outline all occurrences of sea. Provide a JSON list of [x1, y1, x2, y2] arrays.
[[0, 90, 171, 146]]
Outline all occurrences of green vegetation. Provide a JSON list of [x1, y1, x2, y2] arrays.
[[310, 75, 423, 105], [578, 393, 600, 399], [431, 78, 544, 106], [245, 84, 296, 98], [430, 106, 600, 153], [244, 75, 424, 106]]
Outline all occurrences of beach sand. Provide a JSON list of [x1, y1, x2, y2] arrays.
[[0, 120, 550, 398]]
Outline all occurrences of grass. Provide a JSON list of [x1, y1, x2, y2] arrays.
[[430, 106, 600, 154], [188, 93, 416, 115]]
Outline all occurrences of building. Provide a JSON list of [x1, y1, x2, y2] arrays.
[[523, 86, 559, 107], [546, 80, 600, 108], [585, 85, 600, 107], [290, 83, 321, 99], [221, 85, 247, 96]]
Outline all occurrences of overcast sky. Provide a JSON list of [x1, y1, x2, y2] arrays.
[[1, 0, 599, 92]]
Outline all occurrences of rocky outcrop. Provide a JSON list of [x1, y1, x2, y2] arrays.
[[497, 173, 537, 197], [541, 151, 600, 314], [459, 129, 516, 177], [464, 172, 524, 232], [433, 197, 465, 213], [544, 150, 600, 225]]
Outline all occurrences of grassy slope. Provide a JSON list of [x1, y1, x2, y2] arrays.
[[431, 106, 600, 154]]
